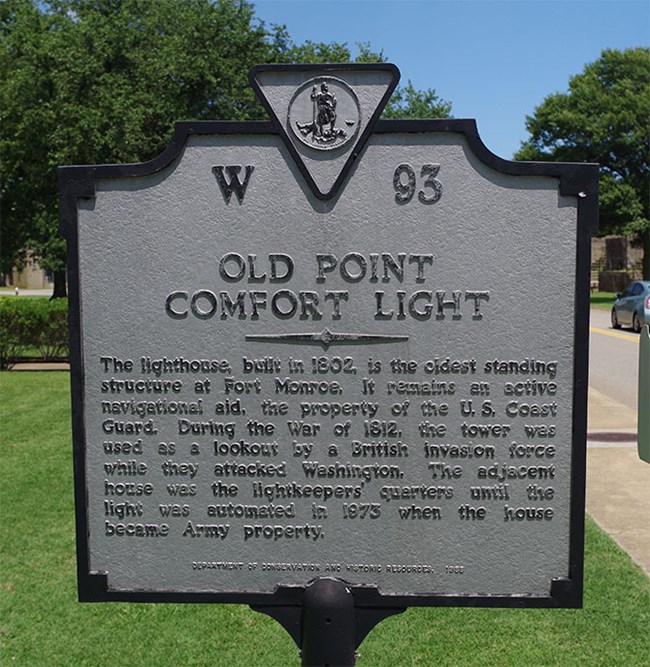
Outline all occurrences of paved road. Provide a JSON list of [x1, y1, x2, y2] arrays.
[[0, 288, 53, 297], [589, 307, 640, 414], [586, 308, 648, 577]]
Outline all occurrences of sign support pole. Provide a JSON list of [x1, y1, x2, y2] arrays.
[[300, 578, 356, 666], [251, 579, 406, 665], [638, 324, 649, 463]]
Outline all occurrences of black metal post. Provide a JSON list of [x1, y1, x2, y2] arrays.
[[300, 578, 356, 666]]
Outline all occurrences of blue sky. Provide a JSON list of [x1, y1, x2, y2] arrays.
[[252, 0, 649, 159]]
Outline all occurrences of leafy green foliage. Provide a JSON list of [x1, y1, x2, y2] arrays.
[[0, 301, 23, 369], [0, 296, 68, 367], [276, 36, 366, 65], [383, 81, 452, 119], [516, 48, 650, 275], [273, 35, 451, 119], [1, 0, 275, 289], [0, 1, 451, 293]]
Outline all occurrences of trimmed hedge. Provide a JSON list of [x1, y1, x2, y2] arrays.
[[0, 297, 68, 369]]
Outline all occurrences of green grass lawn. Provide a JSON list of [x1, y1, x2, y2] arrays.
[[1, 372, 648, 666], [590, 292, 616, 311]]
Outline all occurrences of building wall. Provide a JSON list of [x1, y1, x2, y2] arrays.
[[592, 236, 643, 273], [11, 257, 54, 289]]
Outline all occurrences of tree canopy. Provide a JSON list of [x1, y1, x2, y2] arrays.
[[516, 48, 650, 277], [0, 0, 451, 295]]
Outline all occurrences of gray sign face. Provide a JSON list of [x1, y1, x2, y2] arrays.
[[62, 65, 596, 607]]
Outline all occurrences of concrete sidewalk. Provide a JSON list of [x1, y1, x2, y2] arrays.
[[587, 387, 649, 576], [0, 288, 53, 297]]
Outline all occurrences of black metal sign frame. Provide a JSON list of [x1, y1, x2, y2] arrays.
[[60, 72, 598, 620]]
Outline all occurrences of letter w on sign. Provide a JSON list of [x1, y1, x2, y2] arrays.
[[212, 165, 254, 204]]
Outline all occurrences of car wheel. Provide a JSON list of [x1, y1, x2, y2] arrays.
[[633, 312, 642, 333], [611, 308, 621, 329]]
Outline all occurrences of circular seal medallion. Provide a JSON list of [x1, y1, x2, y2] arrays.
[[288, 77, 360, 151]]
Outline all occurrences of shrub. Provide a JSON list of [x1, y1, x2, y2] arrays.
[[0, 298, 68, 369], [0, 300, 23, 370]]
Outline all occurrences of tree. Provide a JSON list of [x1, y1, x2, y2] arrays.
[[516, 48, 650, 278], [274, 35, 452, 119], [1, 1, 451, 296], [382, 81, 452, 120], [1, 0, 275, 296]]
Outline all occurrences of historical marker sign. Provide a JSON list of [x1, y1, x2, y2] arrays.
[[60, 64, 598, 609]]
